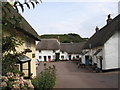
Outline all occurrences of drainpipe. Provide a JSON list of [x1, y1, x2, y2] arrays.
[[89, 44, 92, 65]]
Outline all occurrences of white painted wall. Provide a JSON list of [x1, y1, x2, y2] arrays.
[[60, 51, 69, 60], [104, 32, 119, 70], [36, 50, 56, 61], [81, 55, 85, 64], [36, 49, 70, 61], [72, 54, 81, 59], [68, 54, 82, 60], [81, 32, 119, 70], [102, 47, 106, 70], [119, 32, 120, 68]]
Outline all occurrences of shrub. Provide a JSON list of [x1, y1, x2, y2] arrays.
[[32, 65, 56, 90], [1, 72, 34, 90]]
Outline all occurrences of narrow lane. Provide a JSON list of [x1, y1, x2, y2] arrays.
[[37, 61, 118, 88]]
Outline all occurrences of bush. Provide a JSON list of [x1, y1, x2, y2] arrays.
[[2, 35, 24, 75], [32, 65, 56, 90]]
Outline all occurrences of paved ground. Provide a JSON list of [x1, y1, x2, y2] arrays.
[[37, 61, 119, 88]]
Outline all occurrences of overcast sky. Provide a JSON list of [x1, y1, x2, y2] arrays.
[[21, 1, 119, 38]]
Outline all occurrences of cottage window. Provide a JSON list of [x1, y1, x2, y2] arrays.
[[39, 56, 42, 59], [62, 51, 64, 54], [53, 50, 55, 53], [61, 56, 64, 59], [39, 50, 41, 53], [32, 54, 35, 58], [25, 40, 31, 49]]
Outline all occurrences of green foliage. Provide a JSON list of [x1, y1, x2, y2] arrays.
[[32, 65, 56, 89], [2, 0, 42, 14], [13, 0, 42, 12], [2, 35, 23, 53], [40, 33, 87, 43], [2, 37, 23, 75], [2, 35, 24, 75], [2, 53, 19, 75]]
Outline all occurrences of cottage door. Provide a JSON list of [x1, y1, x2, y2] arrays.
[[44, 56, 47, 62], [69, 55, 71, 60], [48, 56, 51, 62], [85, 56, 89, 65], [55, 53, 60, 61], [99, 56, 103, 70]]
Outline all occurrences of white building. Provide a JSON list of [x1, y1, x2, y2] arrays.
[[36, 39, 60, 61], [81, 14, 120, 71], [36, 39, 86, 61], [60, 43, 85, 60]]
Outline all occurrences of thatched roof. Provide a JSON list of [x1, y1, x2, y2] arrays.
[[83, 14, 120, 49], [36, 39, 86, 54], [60, 42, 86, 54], [36, 39, 60, 50], [2, 2, 40, 41]]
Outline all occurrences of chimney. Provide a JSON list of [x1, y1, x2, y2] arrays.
[[95, 26, 99, 32], [107, 14, 112, 24]]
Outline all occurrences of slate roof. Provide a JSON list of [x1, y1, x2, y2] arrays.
[[2, 2, 40, 41], [36, 39, 60, 50], [60, 42, 86, 54], [83, 14, 120, 49]]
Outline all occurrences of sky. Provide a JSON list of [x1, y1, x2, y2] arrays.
[[20, 1, 119, 38]]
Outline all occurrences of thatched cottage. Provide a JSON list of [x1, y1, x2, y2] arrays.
[[2, 2, 40, 78], [36, 39, 85, 61], [81, 14, 120, 71]]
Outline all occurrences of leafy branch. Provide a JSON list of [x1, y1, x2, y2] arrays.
[[13, 0, 42, 12], [2, 0, 42, 14]]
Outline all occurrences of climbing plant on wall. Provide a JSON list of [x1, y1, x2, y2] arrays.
[[1, 0, 42, 75]]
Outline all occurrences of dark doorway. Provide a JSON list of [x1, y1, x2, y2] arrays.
[[48, 56, 51, 62], [99, 56, 103, 70], [55, 53, 60, 61], [44, 56, 47, 62], [69, 55, 71, 60], [85, 56, 89, 65], [76, 56, 79, 59]]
